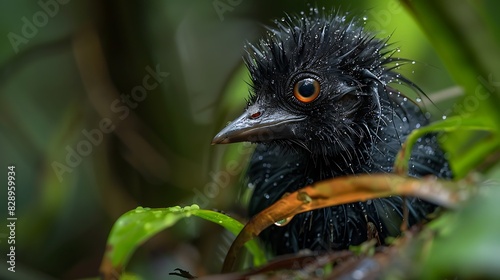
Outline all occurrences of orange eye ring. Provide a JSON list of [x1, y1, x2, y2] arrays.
[[293, 78, 320, 103]]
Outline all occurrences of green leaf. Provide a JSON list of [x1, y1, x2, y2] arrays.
[[394, 116, 499, 177], [420, 187, 500, 279], [190, 209, 267, 266], [400, 0, 500, 178], [100, 205, 266, 278]]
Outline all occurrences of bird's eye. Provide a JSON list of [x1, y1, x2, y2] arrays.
[[293, 78, 320, 103]]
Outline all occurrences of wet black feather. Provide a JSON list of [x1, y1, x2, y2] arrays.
[[243, 10, 452, 254]]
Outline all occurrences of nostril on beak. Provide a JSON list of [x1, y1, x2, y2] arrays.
[[249, 111, 262, 119]]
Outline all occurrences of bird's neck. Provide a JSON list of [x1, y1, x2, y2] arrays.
[[298, 127, 399, 182]]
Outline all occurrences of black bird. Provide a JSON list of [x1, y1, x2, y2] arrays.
[[212, 10, 452, 255]]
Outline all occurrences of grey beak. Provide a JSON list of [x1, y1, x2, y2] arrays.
[[212, 105, 305, 145]]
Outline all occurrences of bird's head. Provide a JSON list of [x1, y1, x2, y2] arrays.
[[213, 11, 409, 158]]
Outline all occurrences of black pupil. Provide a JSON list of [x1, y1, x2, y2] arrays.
[[298, 79, 316, 97]]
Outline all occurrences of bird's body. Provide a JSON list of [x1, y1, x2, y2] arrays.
[[213, 10, 451, 255], [246, 90, 451, 254]]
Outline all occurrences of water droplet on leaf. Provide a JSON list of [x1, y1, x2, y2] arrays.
[[297, 191, 312, 204], [275, 216, 294, 226]]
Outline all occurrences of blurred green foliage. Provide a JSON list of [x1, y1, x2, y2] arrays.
[[0, 0, 499, 279]]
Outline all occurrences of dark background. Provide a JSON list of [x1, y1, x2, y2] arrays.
[[0, 0, 496, 279]]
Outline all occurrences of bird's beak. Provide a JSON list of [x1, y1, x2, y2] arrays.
[[212, 106, 305, 145]]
